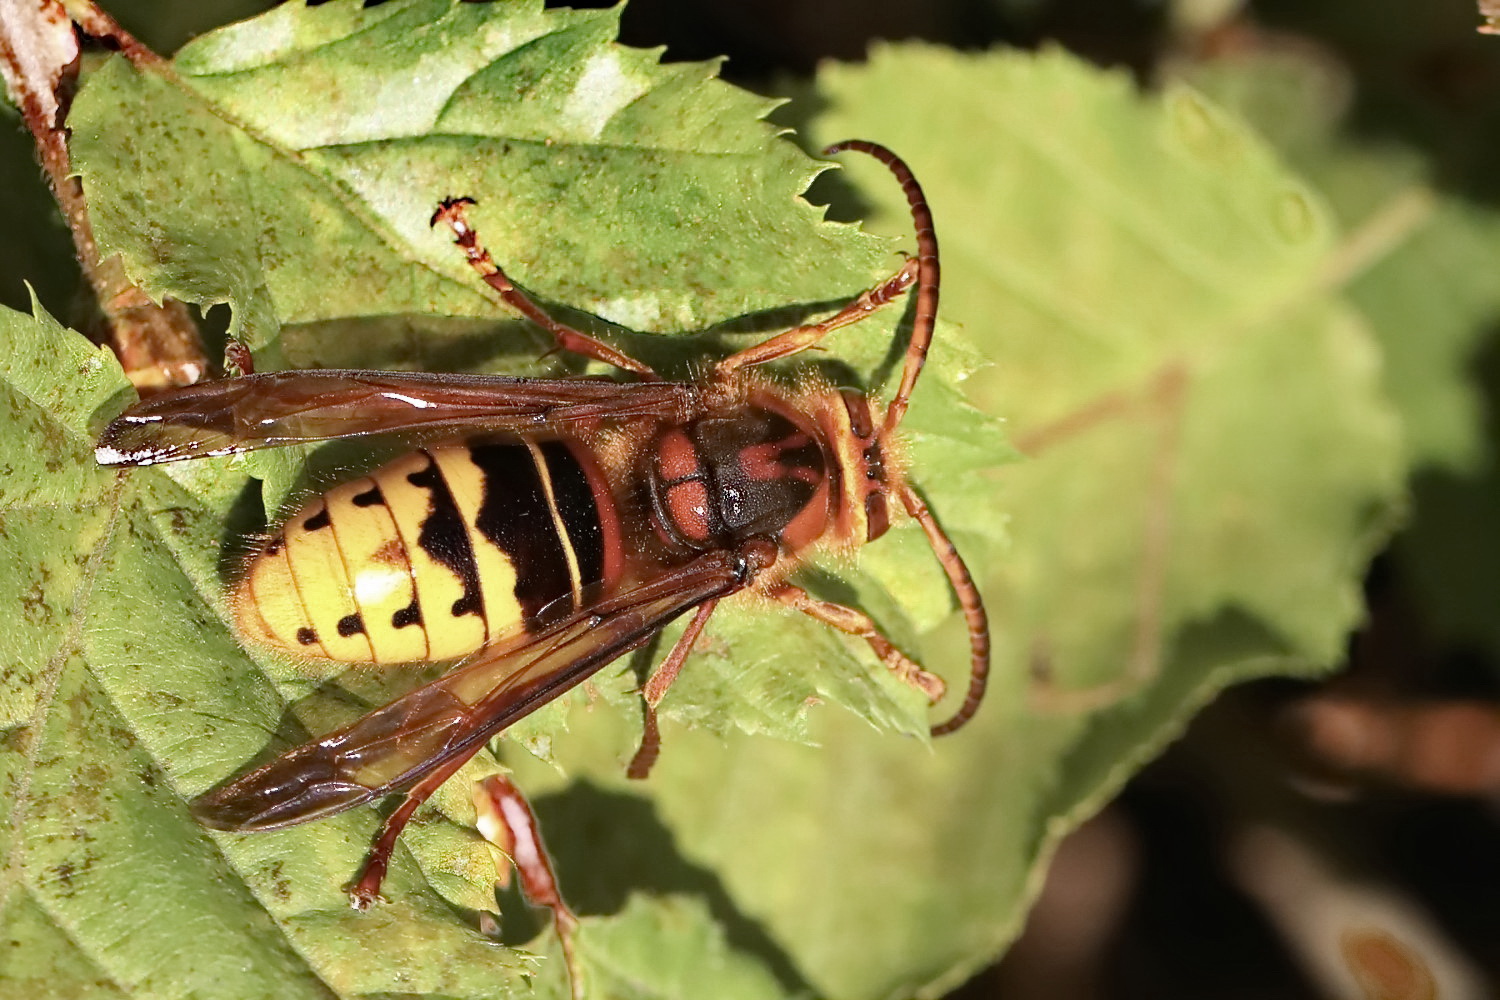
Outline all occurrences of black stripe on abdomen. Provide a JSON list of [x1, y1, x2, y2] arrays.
[[469, 441, 574, 623], [540, 441, 606, 590], [406, 452, 485, 621]]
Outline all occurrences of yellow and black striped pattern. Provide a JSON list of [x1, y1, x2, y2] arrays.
[[234, 437, 614, 664]]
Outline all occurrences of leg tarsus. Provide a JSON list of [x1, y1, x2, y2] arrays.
[[766, 582, 947, 703], [626, 598, 719, 779], [345, 746, 479, 909], [713, 257, 919, 379], [627, 705, 662, 781], [431, 198, 658, 380]]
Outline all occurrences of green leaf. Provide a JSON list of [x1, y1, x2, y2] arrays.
[[1184, 47, 1500, 476], [1184, 47, 1500, 665], [69, 0, 894, 346], [783, 43, 1405, 994]]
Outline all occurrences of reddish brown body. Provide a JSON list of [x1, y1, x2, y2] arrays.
[[94, 140, 989, 908]]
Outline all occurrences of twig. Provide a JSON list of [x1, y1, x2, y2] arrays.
[[0, 0, 206, 390]]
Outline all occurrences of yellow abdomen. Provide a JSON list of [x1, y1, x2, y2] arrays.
[[234, 437, 622, 663]]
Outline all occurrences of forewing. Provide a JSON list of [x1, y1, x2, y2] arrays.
[[96, 369, 696, 465], [193, 549, 751, 831]]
